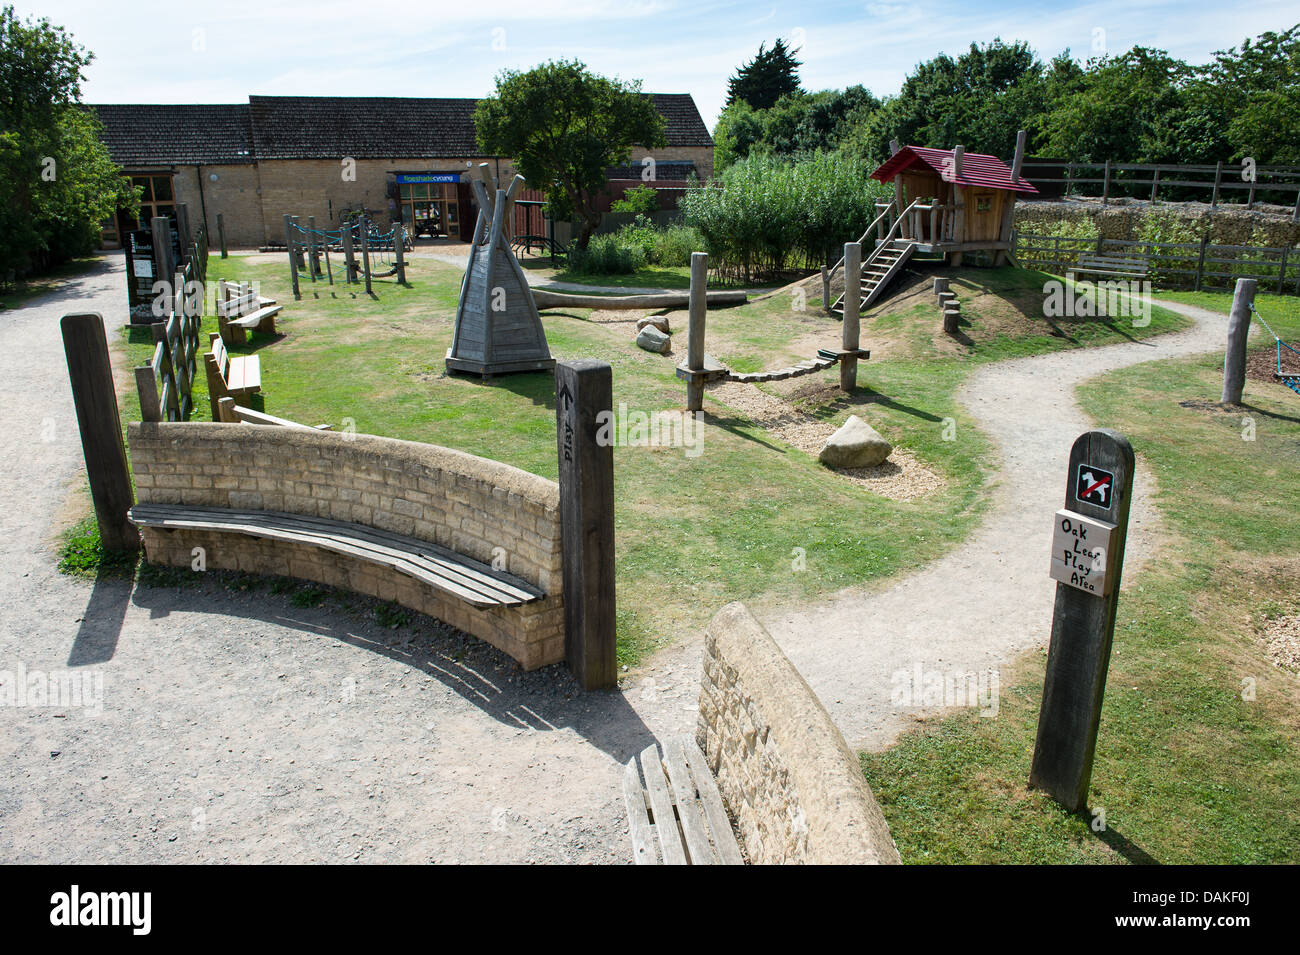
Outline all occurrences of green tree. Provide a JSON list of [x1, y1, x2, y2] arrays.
[[0, 6, 134, 286], [726, 38, 802, 110], [474, 59, 665, 249], [1190, 25, 1300, 164]]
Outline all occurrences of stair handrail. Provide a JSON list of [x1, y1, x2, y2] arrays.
[[827, 199, 898, 285], [829, 197, 931, 310]]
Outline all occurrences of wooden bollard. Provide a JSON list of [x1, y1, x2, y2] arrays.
[[686, 251, 707, 412], [840, 242, 861, 392], [1030, 429, 1135, 811], [555, 359, 617, 690], [283, 214, 300, 300], [61, 314, 138, 553], [342, 224, 357, 284], [394, 222, 406, 284], [1221, 277, 1256, 404], [217, 213, 228, 258]]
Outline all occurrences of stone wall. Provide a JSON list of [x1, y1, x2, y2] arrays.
[[696, 602, 900, 865], [1015, 198, 1300, 248], [128, 422, 564, 669]]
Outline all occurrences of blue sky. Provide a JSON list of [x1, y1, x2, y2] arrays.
[[24, 0, 1300, 130]]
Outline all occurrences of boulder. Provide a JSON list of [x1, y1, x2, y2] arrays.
[[819, 415, 892, 468], [636, 326, 671, 354], [637, 314, 671, 333]]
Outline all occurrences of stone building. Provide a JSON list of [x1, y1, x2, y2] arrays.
[[91, 94, 715, 249]]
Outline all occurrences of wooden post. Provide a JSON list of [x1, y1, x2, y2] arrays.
[[1066, 161, 1075, 197], [217, 213, 228, 258], [686, 251, 707, 412], [61, 314, 138, 553], [1211, 161, 1223, 208], [1010, 129, 1026, 183], [283, 214, 300, 300], [322, 229, 334, 286], [134, 366, 161, 423], [821, 266, 830, 311], [307, 216, 319, 280], [394, 222, 406, 284], [1221, 278, 1256, 404], [175, 203, 192, 259], [888, 139, 900, 156], [1194, 235, 1209, 292], [150, 216, 174, 298], [951, 185, 966, 267], [361, 221, 373, 295], [1030, 429, 1135, 811], [342, 224, 357, 284], [1279, 244, 1291, 295], [1247, 167, 1257, 209], [555, 359, 617, 691], [290, 217, 305, 271], [1102, 160, 1111, 205], [1150, 167, 1161, 203], [840, 242, 861, 392], [952, 144, 964, 181]]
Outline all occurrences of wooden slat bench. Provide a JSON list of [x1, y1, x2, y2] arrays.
[[216, 280, 281, 344], [127, 503, 543, 608], [622, 736, 744, 865], [205, 333, 261, 420], [1068, 255, 1150, 282]]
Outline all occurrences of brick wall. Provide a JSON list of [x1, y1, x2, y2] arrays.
[[128, 422, 564, 669], [697, 602, 901, 864]]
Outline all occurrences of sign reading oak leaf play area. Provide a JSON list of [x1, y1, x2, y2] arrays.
[[1049, 509, 1117, 596]]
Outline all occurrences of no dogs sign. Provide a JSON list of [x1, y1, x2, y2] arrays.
[[1075, 464, 1114, 508]]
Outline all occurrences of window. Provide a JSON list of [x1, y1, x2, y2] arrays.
[[129, 174, 177, 231], [397, 179, 459, 238]]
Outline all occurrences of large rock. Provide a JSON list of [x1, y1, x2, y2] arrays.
[[636, 326, 671, 354], [637, 314, 670, 333], [819, 415, 892, 468]]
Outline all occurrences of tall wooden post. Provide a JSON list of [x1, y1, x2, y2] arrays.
[[821, 266, 830, 311], [1102, 160, 1112, 205], [61, 314, 138, 553], [394, 222, 406, 284], [217, 213, 228, 258], [1211, 161, 1223, 208], [283, 214, 300, 300], [307, 216, 320, 280], [686, 252, 708, 412], [342, 224, 357, 284], [150, 216, 174, 298], [175, 203, 192, 259], [555, 359, 617, 691], [1030, 429, 1135, 811], [1010, 129, 1026, 183], [840, 242, 861, 392], [361, 221, 373, 295], [1221, 278, 1256, 405]]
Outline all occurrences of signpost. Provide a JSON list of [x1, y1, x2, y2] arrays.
[[555, 359, 617, 690], [1030, 429, 1135, 812], [124, 229, 156, 322]]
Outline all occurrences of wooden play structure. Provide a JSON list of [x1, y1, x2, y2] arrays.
[[282, 214, 406, 299], [824, 130, 1038, 316], [678, 250, 871, 410], [446, 164, 555, 377]]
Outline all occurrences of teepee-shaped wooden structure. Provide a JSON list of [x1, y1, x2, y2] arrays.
[[446, 164, 555, 377]]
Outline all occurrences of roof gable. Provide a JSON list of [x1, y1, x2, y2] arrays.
[[870, 145, 1038, 194]]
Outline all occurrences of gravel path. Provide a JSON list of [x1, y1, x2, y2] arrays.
[[759, 300, 1234, 750], [0, 255, 696, 864]]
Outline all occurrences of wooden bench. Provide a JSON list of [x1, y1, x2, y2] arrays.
[[205, 333, 261, 420], [216, 279, 281, 344], [215, 397, 332, 430], [127, 503, 543, 608], [623, 736, 744, 865], [1068, 255, 1150, 282]]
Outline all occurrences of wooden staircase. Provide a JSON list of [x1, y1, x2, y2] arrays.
[[831, 239, 916, 317]]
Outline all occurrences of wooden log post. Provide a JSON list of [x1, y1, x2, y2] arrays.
[[1211, 161, 1223, 208], [1102, 160, 1112, 205], [840, 242, 861, 392], [394, 222, 406, 284], [1010, 129, 1026, 184], [821, 266, 830, 312], [1194, 235, 1209, 292], [1221, 278, 1257, 404], [61, 314, 138, 553], [1029, 429, 1135, 812], [307, 216, 320, 280], [217, 213, 228, 258], [361, 222, 373, 295], [685, 251, 708, 412], [342, 224, 357, 284], [150, 216, 174, 301], [555, 359, 617, 691], [175, 204, 192, 260], [283, 214, 300, 300], [322, 228, 333, 286], [290, 217, 305, 272]]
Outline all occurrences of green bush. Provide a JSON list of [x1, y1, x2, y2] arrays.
[[610, 184, 659, 215], [569, 232, 647, 274]]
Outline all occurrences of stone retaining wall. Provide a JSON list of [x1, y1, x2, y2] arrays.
[[128, 422, 564, 669], [697, 602, 901, 865]]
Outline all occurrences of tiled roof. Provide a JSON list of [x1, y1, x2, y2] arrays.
[[91, 93, 712, 166], [605, 160, 697, 180], [91, 104, 254, 166], [871, 145, 1038, 194]]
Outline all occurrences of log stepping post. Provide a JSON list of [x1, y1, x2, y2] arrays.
[[685, 251, 708, 412], [840, 242, 861, 392], [1221, 278, 1256, 405]]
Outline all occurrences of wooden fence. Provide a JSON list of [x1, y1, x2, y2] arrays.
[[1021, 160, 1300, 220], [1014, 232, 1300, 294], [134, 226, 209, 421]]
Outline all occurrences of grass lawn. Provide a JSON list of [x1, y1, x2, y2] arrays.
[[518, 255, 789, 291], [104, 254, 1188, 668], [860, 289, 1300, 863]]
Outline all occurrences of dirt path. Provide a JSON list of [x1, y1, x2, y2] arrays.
[[757, 300, 1234, 750], [0, 255, 696, 864]]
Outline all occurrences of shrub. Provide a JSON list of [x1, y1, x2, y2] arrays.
[[569, 232, 647, 274], [610, 184, 659, 215]]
